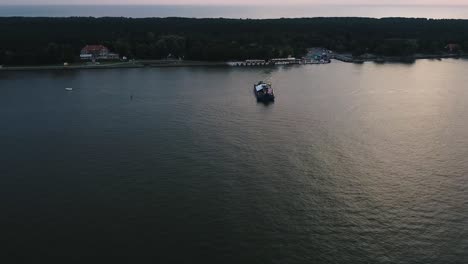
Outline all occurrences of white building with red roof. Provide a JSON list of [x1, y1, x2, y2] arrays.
[[80, 45, 119, 60]]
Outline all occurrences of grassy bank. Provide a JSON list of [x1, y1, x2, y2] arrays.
[[0, 60, 227, 71]]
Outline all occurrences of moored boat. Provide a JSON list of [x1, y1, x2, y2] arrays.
[[253, 81, 275, 102]]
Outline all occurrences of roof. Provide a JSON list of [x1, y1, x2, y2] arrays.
[[81, 45, 109, 52], [271, 57, 297, 61], [446, 43, 461, 48], [256, 84, 268, 91]]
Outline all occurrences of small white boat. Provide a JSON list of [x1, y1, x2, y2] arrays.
[[65, 87, 73, 91]]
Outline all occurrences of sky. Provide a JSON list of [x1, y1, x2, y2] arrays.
[[1, 0, 467, 5]]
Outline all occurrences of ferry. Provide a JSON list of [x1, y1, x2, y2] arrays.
[[253, 81, 275, 102]]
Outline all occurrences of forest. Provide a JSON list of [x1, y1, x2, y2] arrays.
[[1, 17, 468, 65]]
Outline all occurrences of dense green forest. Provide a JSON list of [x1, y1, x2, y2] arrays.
[[1, 17, 468, 65]]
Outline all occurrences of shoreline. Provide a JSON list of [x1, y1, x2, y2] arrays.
[[333, 53, 468, 63], [0, 60, 228, 72], [1, 54, 467, 72]]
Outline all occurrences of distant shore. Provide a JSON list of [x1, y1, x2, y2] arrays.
[[0, 60, 227, 72], [333, 53, 468, 63], [3, 17, 468, 70], [1, 54, 467, 72]]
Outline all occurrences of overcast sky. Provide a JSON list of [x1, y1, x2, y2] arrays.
[[2, 0, 467, 5]]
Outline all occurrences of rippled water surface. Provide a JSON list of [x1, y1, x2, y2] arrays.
[[1, 60, 467, 262]]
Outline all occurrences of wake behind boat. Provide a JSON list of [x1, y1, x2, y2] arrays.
[[254, 81, 275, 102]]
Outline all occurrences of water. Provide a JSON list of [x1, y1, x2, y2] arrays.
[[1, 60, 467, 262], [1, 5, 468, 19]]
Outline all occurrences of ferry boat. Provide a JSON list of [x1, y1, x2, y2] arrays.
[[253, 81, 275, 102]]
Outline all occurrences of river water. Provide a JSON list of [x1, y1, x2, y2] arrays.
[[1, 60, 467, 262]]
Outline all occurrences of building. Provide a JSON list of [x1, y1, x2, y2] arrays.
[[270, 57, 301, 65], [80, 45, 109, 59], [445, 43, 461, 53], [245, 59, 267, 65], [80, 45, 119, 60], [227, 59, 267, 66]]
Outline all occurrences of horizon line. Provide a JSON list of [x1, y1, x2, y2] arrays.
[[1, 4, 468, 7]]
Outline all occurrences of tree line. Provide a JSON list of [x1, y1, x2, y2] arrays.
[[1, 17, 468, 65]]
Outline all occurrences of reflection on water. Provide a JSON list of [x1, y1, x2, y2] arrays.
[[0, 59, 467, 263]]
